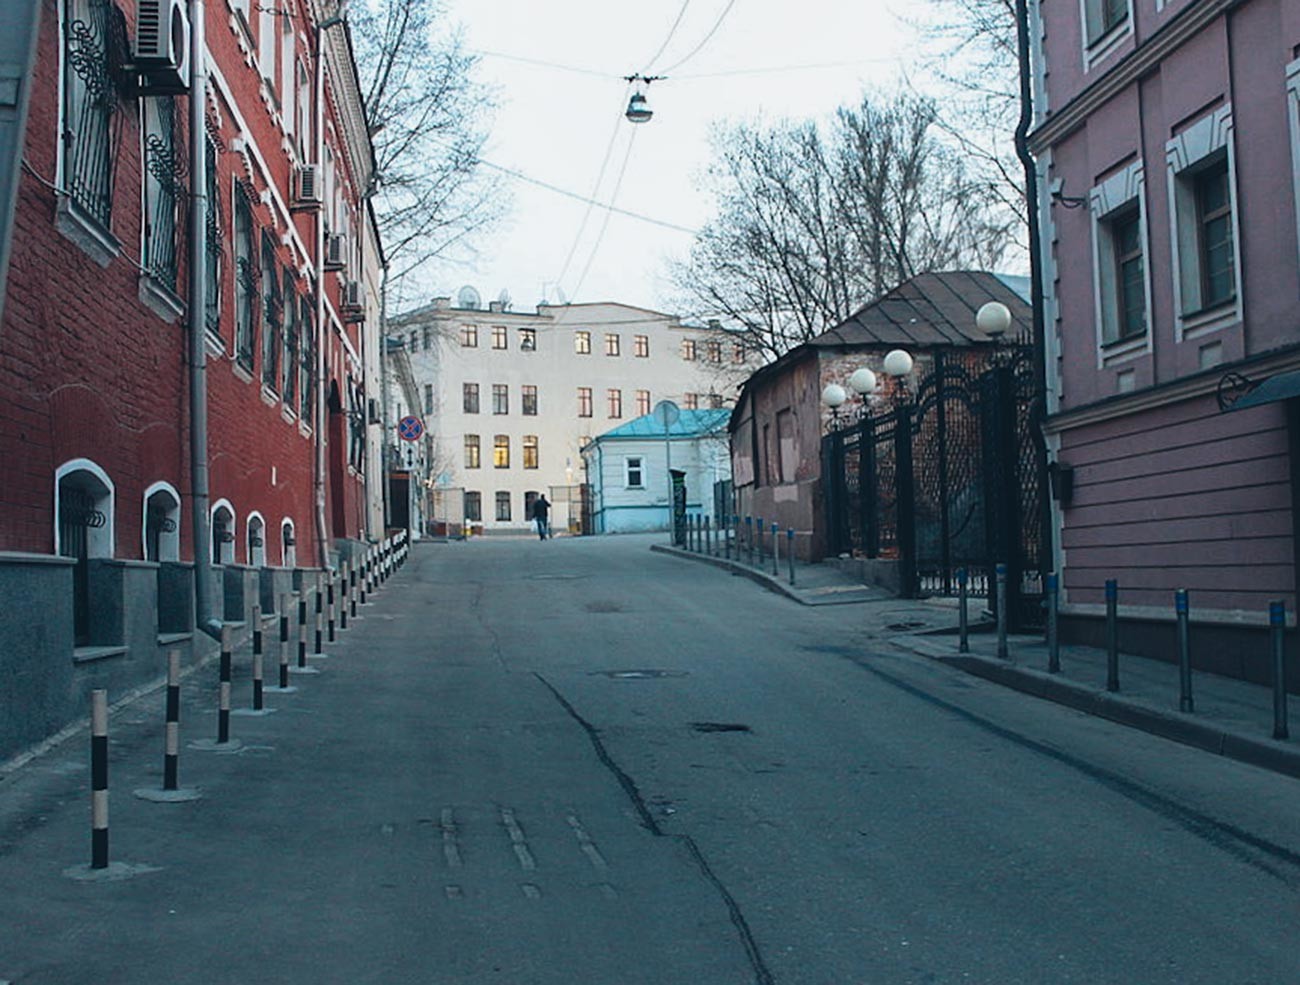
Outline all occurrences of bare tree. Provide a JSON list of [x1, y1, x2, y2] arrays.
[[672, 93, 1015, 362], [350, 0, 505, 292]]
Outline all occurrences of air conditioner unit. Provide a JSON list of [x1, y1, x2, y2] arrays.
[[295, 164, 322, 206], [135, 0, 191, 94], [343, 281, 362, 308], [325, 233, 346, 270]]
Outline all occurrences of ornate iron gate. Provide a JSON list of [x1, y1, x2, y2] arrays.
[[823, 350, 1047, 629]]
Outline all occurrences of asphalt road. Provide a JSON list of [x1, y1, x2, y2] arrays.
[[2, 533, 1299, 984]]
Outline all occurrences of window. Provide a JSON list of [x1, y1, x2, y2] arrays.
[[281, 271, 298, 407], [607, 388, 622, 418], [211, 501, 235, 566], [1085, 0, 1128, 46], [578, 387, 593, 417], [258, 0, 277, 83], [423, 327, 431, 350], [246, 513, 266, 568], [634, 335, 649, 357], [684, 392, 699, 410], [143, 482, 181, 563], [522, 385, 538, 416], [733, 343, 745, 364], [492, 325, 508, 349], [520, 328, 536, 351], [523, 435, 539, 469], [465, 434, 480, 469], [492, 384, 509, 415], [605, 333, 620, 356], [463, 383, 479, 414], [464, 491, 482, 522], [707, 340, 722, 363], [281, 519, 296, 568], [409, 330, 417, 349], [233, 183, 258, 370], [142, 97, 180, 292], [460, 324, 478, 347], [1195, 162, 1235, 309], [776, 409, 797, 484], [681, 339, 696, 361], [299, 295, 314, 424], [575, 331, 591, 354], [708, 393, 724, 409], [1167, 108, 1239, 331], [1112, 209, 1146, 341], [260, 232, 281, 388], [61, 0, 120, 231], [494, 435, 510, 468], [424, 384, 434, 414], [204, 139, 222, 341], [57, 460, 114, 646], [636, 389, 650, 416], [626, 457, 644, 489], [495, 491, 512, 521]]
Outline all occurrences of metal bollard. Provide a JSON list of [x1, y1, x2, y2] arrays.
[[251, 604, 264, 711], [724, 516, 732, 560], [278, 593, 290, 689], [1176, 589, 1193, 713], [787, 528, 795, 585], [771, 522, 779, 576], [1046, 573, 1059, 673], [340, 564, 350, 629], [1271, 600, 1289, 740], [296, 592, 308, 668], [327, 573, 336, 643], [746, 517, 753, 566], [164, 650, 182, 787], [349, 561, 358, 618], [90, 689, 109, 869], [995, 563, 1008, 659], [360, 555, 368, 606], [217, 625, 232, 743], [958, 567, 970, 654], [756, 517, 764, 564], [1105, 578, 1120, 692], [705, 516, 712, 556], [314, 576, 323, 655]]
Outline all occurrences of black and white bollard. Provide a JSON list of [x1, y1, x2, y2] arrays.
[[787, 528, 795, 586], [995, 563, 1008, 659], [340, 563, 350, 630], [277, 593, 291, 688], [91, 689, 109, 869], [349, 560, 358, 618], [314, 575, 323, 655], [135, 650, 202, 802], [251, 603, 264, 710], [1271, 600, 1289, 740], [327, 572, 336, 643], [360, 554, 368, 606], [217, 625, 233, 743], [1046, 573, 1059, 673], [958, 567, 970, 654], [1176, 589, 1193, 713], [1105, 578, 1120, 692], [296, 591, 308, 668]]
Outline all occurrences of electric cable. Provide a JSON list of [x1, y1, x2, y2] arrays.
[[658, 0, 738, 75], [641, 0, 691, 74], [567, 125, 639, 302]]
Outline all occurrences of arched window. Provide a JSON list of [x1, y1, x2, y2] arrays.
[[55, 459, 114, 647], [211, 500, 236, 565], [247, 512, 266, 567], [281, 518, 296, 568], [143, 481, 181, 562]]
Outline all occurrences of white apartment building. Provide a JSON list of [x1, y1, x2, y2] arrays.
[[387, 291, 748, 534]]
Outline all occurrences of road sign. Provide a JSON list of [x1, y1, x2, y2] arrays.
[[397, 415, 424, 442], [652, 399, 680, 429]]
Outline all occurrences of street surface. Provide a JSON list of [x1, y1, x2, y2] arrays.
[[2, 533, 1299, 984]]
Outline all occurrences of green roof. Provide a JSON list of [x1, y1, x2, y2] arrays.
[[593, 408, 731, 441]]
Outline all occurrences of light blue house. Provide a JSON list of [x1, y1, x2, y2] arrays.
[[582, 410, 731, 534]]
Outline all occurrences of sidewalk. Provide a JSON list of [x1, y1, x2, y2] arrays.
[[653, 542, 1300, 781]]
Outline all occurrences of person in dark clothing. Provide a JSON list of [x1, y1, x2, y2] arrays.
[[531, 495, 551, 540]]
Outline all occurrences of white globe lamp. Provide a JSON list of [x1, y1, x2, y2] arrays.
[[848, 368, 878, 396], [976, 301, 1012, 339], [882, 349, 914, 377]]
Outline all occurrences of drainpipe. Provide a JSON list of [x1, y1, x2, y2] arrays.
[[378, 263, 391, 531], [312, 15, 334, 571], [188, 0, 221, 638]]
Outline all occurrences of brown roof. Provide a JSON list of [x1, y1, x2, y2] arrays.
[[809, 271, 1032, 349]]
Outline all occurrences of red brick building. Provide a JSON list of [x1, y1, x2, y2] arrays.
[[0, 0, 379, 758]]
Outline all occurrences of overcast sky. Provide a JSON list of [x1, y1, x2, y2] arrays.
[[401, 0, 924, 318]]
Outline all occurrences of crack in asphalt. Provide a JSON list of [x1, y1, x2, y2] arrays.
[[468, 581, 509, 672], [535, 673, 776, 985], [845, 656, 1300, 888]]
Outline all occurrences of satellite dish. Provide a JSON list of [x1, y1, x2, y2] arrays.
[[457, 285, 481, 310], [497, 289, 512, 311]]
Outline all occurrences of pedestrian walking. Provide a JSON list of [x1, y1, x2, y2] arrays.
[[531, 494, 551, 540]]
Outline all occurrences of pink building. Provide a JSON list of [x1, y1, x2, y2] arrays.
[[1031, 0, 1300, 681]]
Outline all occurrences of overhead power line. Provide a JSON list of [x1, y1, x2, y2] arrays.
[[641, 0, 692, 74], [658, 0, 738, 74]]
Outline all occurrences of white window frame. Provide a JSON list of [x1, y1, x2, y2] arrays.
[[625, 457, 644, 489], [1166, 104, 1242, 343], [1089, 159, 1152, 367], [55, 458, 115, 558], [142, 480, 182, 562], [280, 518, 296, 568], [211, 499, 237, 565], [1080, 0, 1132, 70], [246, 511, 267, 568]]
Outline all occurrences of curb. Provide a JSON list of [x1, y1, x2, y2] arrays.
[[650, 544, 805, 604], [892, 637, 1300, 781]]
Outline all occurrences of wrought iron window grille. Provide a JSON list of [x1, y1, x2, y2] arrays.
[[63, 0, 128, 229]]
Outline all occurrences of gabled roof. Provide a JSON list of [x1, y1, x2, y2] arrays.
[[591, 409, 731, 442], [809, 271, 1032, 349]]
